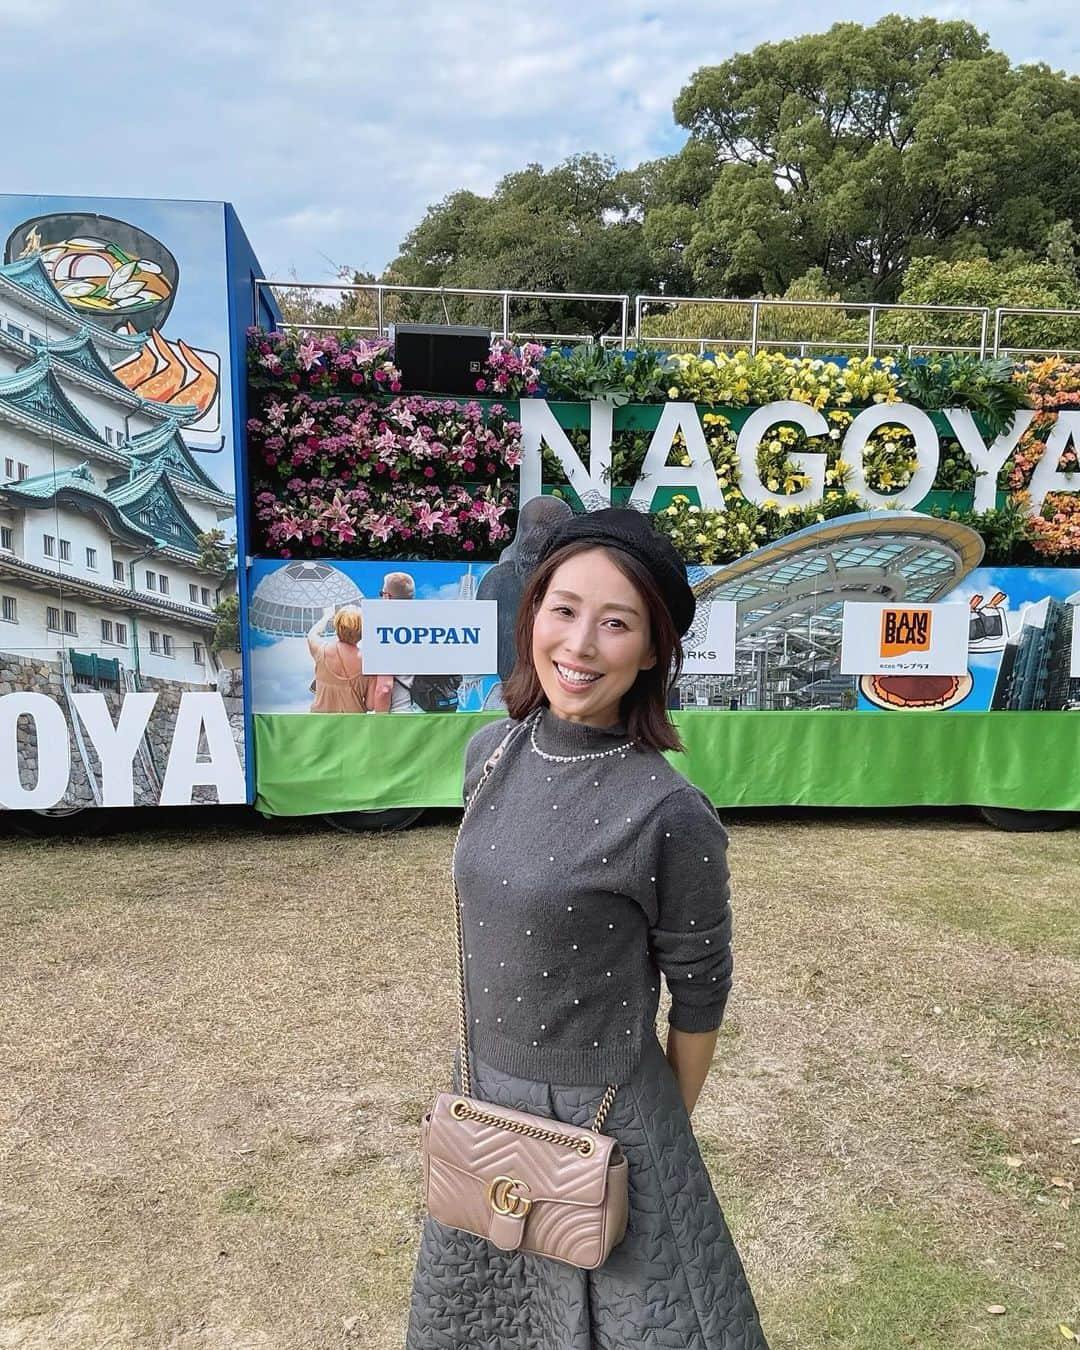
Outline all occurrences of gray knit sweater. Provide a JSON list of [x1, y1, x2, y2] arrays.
[[454, 705, 734, 1086]]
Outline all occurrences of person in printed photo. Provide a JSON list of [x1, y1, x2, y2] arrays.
[[306, 605, 374, 714]]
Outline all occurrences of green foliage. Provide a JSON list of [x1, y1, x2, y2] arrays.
[[895, 356, 1033, 437], [211, 593, 240, 655], [195, 528, 235, 576], [653, 490, 870, 566], [671, 18, 1080, 300], [271, 265, 381, 332], [927, 497, 1035, 565], [540, 345, 676, 405], [880, 256, 1080, 353], [386, 155, 655, 338], [639, 269, 854, 351]]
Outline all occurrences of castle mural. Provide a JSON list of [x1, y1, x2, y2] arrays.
[[0, 195, 244, 811]]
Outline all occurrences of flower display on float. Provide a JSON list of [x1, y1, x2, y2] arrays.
[[248, 327, 403, 395], [247, 378, 520, 559], [1007, 359, 1080, 558], [246, 331, 1079, 566], [478, 339, 545, 396], [665, 351, 901, 409]]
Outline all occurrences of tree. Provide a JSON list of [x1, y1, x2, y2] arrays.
[[211, 593, 240, 655], [195, 528, 236, 576], [878, 254, 1080, 352], [272, 266, 382, 334], [386, 155, 656, 337], [639, 267, 853, 351], [668, 16, 1080, 299]]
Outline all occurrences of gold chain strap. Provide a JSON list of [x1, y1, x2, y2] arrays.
[[452, 714, 617, 1137]]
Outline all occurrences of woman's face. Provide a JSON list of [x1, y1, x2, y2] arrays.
[[531, 548, 656, 727]]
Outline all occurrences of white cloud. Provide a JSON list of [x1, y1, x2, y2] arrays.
[[1, 0, 1074, 286], [278, 206, 350, 234], [249, 636, 315, 713]]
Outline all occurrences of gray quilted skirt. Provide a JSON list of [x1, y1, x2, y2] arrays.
[[407, 1031, 770, 1349]]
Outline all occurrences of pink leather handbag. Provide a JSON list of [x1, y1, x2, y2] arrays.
[[421, 718, 630, 1270]]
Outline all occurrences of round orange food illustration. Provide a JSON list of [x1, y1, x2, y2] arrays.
[[859, 673, 974, 711]]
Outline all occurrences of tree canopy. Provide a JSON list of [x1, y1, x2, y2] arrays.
[[287, 16, 1080, 335]]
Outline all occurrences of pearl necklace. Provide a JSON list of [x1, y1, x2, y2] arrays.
[[528, 709, 637, 763]]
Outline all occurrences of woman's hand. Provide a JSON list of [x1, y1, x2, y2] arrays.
[[307, 608, 334, 654]]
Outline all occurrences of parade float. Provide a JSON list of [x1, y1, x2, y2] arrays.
[[1, 192, 1079, 829]]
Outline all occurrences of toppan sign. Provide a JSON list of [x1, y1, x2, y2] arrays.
[[0, 691, 246, 810], [360, 599, 498, 674], [519, 401, 1079, 516]]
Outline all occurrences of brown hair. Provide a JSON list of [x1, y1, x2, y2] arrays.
[[503, 540, 686, 752], [333, 606, 362, 645]]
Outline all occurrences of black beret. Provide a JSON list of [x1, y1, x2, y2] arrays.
[[533, 507, 696, 637]]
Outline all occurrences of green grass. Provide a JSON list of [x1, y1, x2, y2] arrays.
[[219, 1185, 271, 1215], [874, 840, 1080, 959], [2, 813, 1078, 1348], [772, 1208, 1060, 1349]]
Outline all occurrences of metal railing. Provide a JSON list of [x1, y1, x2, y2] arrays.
[[254, 279, 1080, 360], [634, 294, 997, 358], [993, 307, 1080, 358], [254, 280, 629, 348]]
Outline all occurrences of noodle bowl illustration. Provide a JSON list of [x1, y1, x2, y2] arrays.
[[6, 213, 179, 334]]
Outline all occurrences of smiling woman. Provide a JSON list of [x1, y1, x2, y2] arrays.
[[502, 522, 688, 753], [408, 507, 770, 1350], [530, 553, 658, 728]]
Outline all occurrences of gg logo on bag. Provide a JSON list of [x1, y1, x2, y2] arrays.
[[880, 607, 932, 658], [487, 1175, 533, 1218]]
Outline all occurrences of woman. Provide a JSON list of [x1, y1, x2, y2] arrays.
[[408, 508, 769, 1349], [306, 606, 386, 713]]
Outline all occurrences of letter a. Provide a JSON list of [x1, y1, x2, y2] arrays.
[[159, 693, 246, 806]]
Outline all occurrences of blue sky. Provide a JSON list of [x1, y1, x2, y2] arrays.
[[4, 1, 1077, 285]]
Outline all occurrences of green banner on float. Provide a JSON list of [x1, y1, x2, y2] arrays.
[[253, 710, 1080, 817]]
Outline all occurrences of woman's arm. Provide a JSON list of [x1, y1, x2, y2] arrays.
[[306, 607, 334, 659], [366, 673, 393, 713], [665, 1026, 720, 1117]]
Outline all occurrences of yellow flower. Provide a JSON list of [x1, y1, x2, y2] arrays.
[[766, 478, 779, 491], [668, 387, 680, 398]]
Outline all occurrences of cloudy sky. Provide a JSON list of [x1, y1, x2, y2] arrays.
[[3, 0, 1076, 284]]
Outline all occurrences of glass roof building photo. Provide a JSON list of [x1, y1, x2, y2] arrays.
[[677, 512, 985, 711]]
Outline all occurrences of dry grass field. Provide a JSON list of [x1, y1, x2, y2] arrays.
[[1, 806, 1078, 1349]]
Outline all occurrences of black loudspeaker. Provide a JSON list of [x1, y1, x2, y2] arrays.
[[393, 323, 492, 396]]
